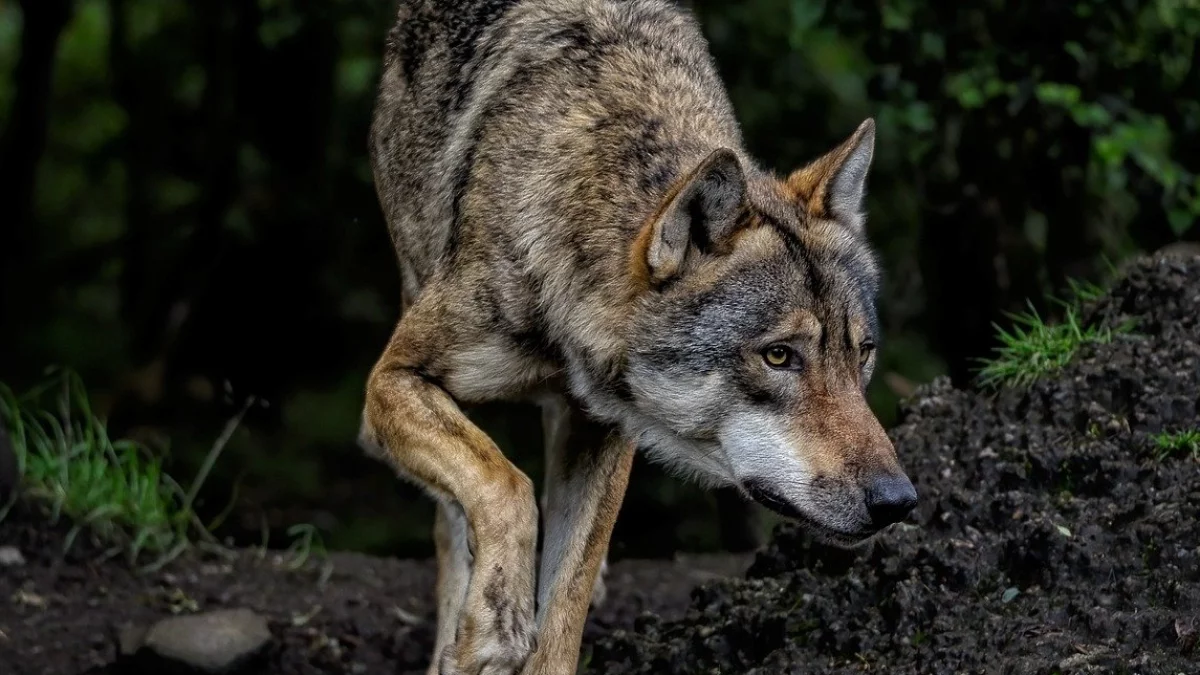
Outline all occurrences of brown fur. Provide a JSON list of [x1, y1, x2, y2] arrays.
[[361, 1, 914, 672], [786, 119, 876, 221]]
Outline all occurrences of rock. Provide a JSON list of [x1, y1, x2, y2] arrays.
[[116, 623, 148, 658], [118, 608, 272, 674], [0, 546, 25, 567], [12, 588, 46, 608], [1177, 617, 1198, 655]]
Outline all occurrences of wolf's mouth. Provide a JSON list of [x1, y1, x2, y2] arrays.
[[743, 481, 805, 520], [741, 479, 877, 546]]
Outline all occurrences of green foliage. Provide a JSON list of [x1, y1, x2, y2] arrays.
[[282, 522, 334, 585], [1151, 429, 1200, 461], [830, 0, 1200, 242], [0, 368, 336, 573], [0, 369, 213, 565], [976, 281, 1129, 389], [282, 522, 326, 568], [5, 0, 1199, 556], [1041, 89, 1200, 238], [976, 304, 1109, 389]]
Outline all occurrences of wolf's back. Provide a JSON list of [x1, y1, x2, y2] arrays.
[[371, 0, 743, 301], [384, 0, 520, 110], [370, 0, 527, 291]]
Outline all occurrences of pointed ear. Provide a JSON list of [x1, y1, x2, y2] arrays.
[[635, 148, 747, 286], [786, 118, 875, 233]]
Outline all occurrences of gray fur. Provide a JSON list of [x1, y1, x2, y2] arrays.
[[364, 1, 914, 671]]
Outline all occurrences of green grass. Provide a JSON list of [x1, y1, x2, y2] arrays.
[[1, 368, 334, 576], [976, 279, 1132, 389], [1151, 429, 1200, 461], [0, 368, 244, 568]]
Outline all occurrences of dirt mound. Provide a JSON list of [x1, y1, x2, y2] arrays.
[[587, 255, 1200, 675]]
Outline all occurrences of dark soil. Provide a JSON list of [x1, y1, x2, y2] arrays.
[[586, 255, 1200, 674], [0, 502, 752, 675], [3, 255, 1199, 675]]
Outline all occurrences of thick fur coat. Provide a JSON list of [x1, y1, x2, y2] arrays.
[[361, 1, 917, 673]]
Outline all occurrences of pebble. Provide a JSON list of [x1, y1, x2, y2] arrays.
[[118, 608, 272, 674], [0, 546, 25, 567]]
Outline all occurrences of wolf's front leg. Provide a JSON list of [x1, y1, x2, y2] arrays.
[[361, 343, 538, 675], [541, 402, 611, 613], [526, 399, 634, 675]]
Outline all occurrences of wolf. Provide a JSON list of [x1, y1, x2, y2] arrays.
[[360, 0, 918, 673]]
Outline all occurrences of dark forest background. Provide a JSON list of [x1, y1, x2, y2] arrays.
[[2, 0, 1198, 559]]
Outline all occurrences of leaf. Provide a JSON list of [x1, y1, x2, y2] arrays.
[[904, 102, 936, 133], [1168, 209, 1196, 237], [1001, 587, 1020, 604], [337, 56, 377, 98], [946, 73, 988, 109], [790, 0, 827, 32], [1063, 41, 1087, 62], [1093, 136, 1127, 167], [919, 33, 945, 60], [881, 2, 913, 31], [1070, 103, 1112, 128], [1035, 82, 1082, 106]]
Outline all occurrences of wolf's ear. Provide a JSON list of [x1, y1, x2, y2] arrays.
[[636, 148, 746, 286], [786, 118, 875, 234]]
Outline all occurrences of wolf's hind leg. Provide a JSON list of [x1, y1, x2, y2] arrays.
[[526, 398, 633, 675], [361, 320, 538, 675]]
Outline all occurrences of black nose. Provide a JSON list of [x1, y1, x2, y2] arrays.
[[864, 473, 917, 527]]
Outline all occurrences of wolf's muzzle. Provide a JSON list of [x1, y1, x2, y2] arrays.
[[741, 478, 804, 520]]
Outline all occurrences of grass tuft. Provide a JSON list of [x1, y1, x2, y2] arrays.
[[976, 280, 1131, 389], [1151, 429, 1200, 461], [284, 522, 334, 585], [0, 369, 239, 567], [1, 367, 335, 578]]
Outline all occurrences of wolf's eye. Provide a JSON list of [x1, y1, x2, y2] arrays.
[[859, 341, 876, 367], [763, 345, 796, 369]]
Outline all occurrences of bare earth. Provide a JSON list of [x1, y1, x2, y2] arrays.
[[4, 255, 1200, 675], [0, 511, 752, 675]]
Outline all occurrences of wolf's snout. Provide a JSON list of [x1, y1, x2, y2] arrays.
[[864, 473, 917, 527]]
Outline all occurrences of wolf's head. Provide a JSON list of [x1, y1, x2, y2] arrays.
[[624, 119, 915, 546]]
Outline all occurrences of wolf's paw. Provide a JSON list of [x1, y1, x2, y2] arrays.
[[437, 637, 535, 675], [437, 604, 536, 675]]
